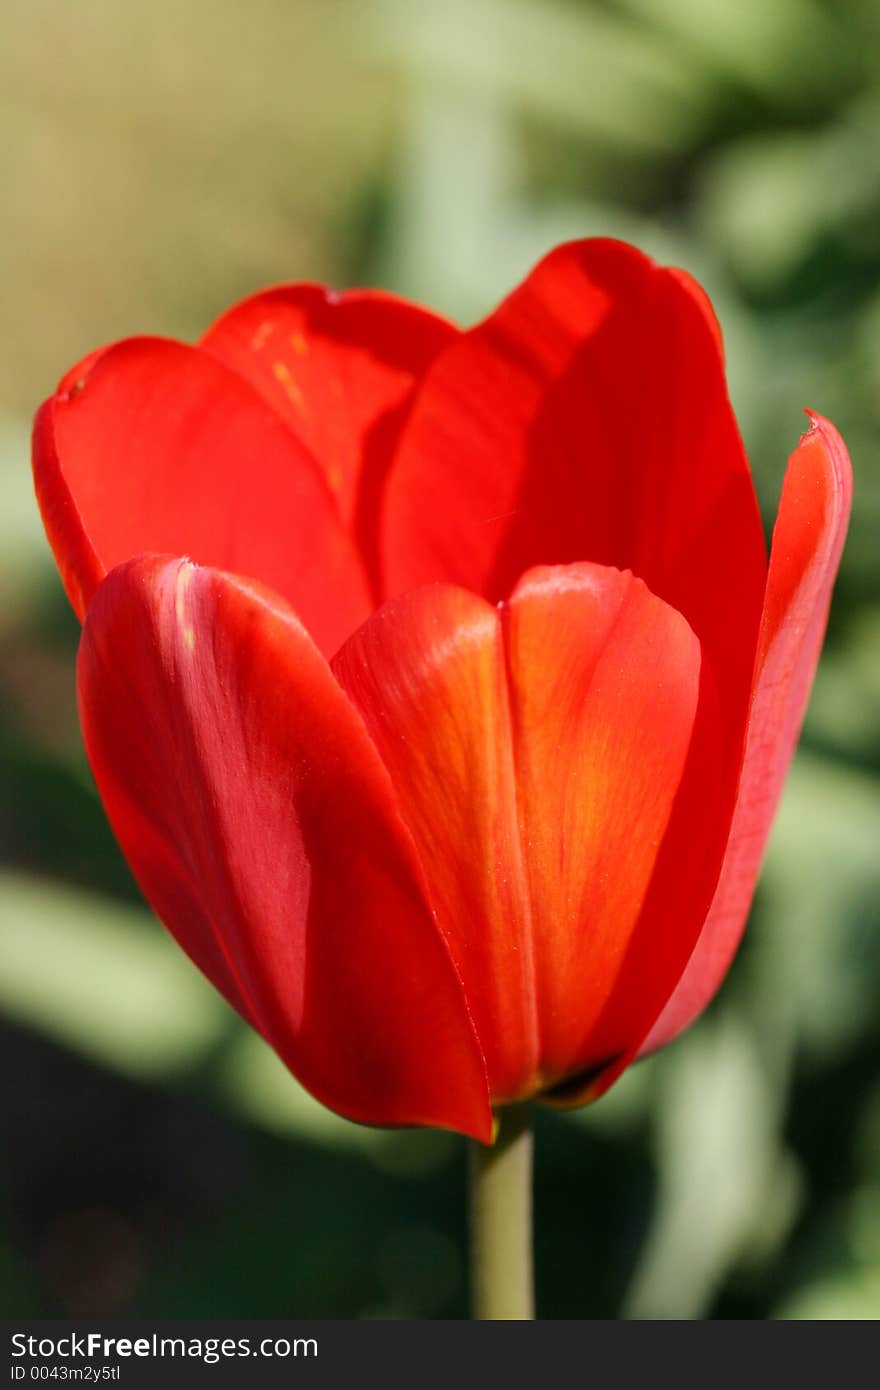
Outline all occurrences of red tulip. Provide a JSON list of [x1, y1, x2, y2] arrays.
[[32, 240, 851, 1143]]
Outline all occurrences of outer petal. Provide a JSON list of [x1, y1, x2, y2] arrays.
[[33, 337, 372, 655], [382, 238, 766, 754], [77, 555, 491, 1139], [333, 585, 538, 1104], [641, 413, 853, 1053], [200, 284, 457, 587], [333, 564, 704, 1103], [503, 565, 703, 1089]]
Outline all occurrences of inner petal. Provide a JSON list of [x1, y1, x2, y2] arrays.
[[34, 336, 372, 655], [381, 239, 765, 771]]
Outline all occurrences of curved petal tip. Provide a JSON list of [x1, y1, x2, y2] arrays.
[[640, 408, 852, 1057]]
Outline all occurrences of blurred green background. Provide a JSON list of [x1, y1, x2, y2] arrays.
[[2, 0, 879, 1320]]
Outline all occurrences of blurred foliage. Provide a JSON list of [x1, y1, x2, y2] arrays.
[[1, 0, 878, 1319]]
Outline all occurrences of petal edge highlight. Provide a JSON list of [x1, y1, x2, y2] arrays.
[[78, 556, 491, 1139]]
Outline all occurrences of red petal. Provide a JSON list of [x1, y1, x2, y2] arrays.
[[33, 337, 372, 655], [382, 238, 766, 752], [200, 285, 456, 546], [540, 656, 726, 1107], [333, 563, 704, 1102], [77, 556, 491, 1139], [503, 564, 703, 1088], [333, 585, 538, 1104], [641, 412, 853, 1054]]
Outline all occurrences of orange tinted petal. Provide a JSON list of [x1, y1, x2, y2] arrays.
[[503, 564, 702, 1085], [334, 563, 704, 1102], [333, 585, 537, 1103]]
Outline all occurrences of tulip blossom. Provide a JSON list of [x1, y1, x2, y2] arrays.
[[33, 239, 851, 1145]]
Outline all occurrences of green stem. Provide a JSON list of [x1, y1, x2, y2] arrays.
[[468, 1104, 535, 1319]]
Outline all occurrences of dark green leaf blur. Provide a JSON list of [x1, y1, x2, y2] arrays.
[[1, 0, 878, 1319]]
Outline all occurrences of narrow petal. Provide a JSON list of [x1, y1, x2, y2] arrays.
[[382, 238, 766, 753], [333, 585, 538, 1104], [503, 564, 703, 1088], [78, 556, 491, 1139], [200, 285, 457, 548], [33, 337, 372, 655], [641, 413, 853, 1053]]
